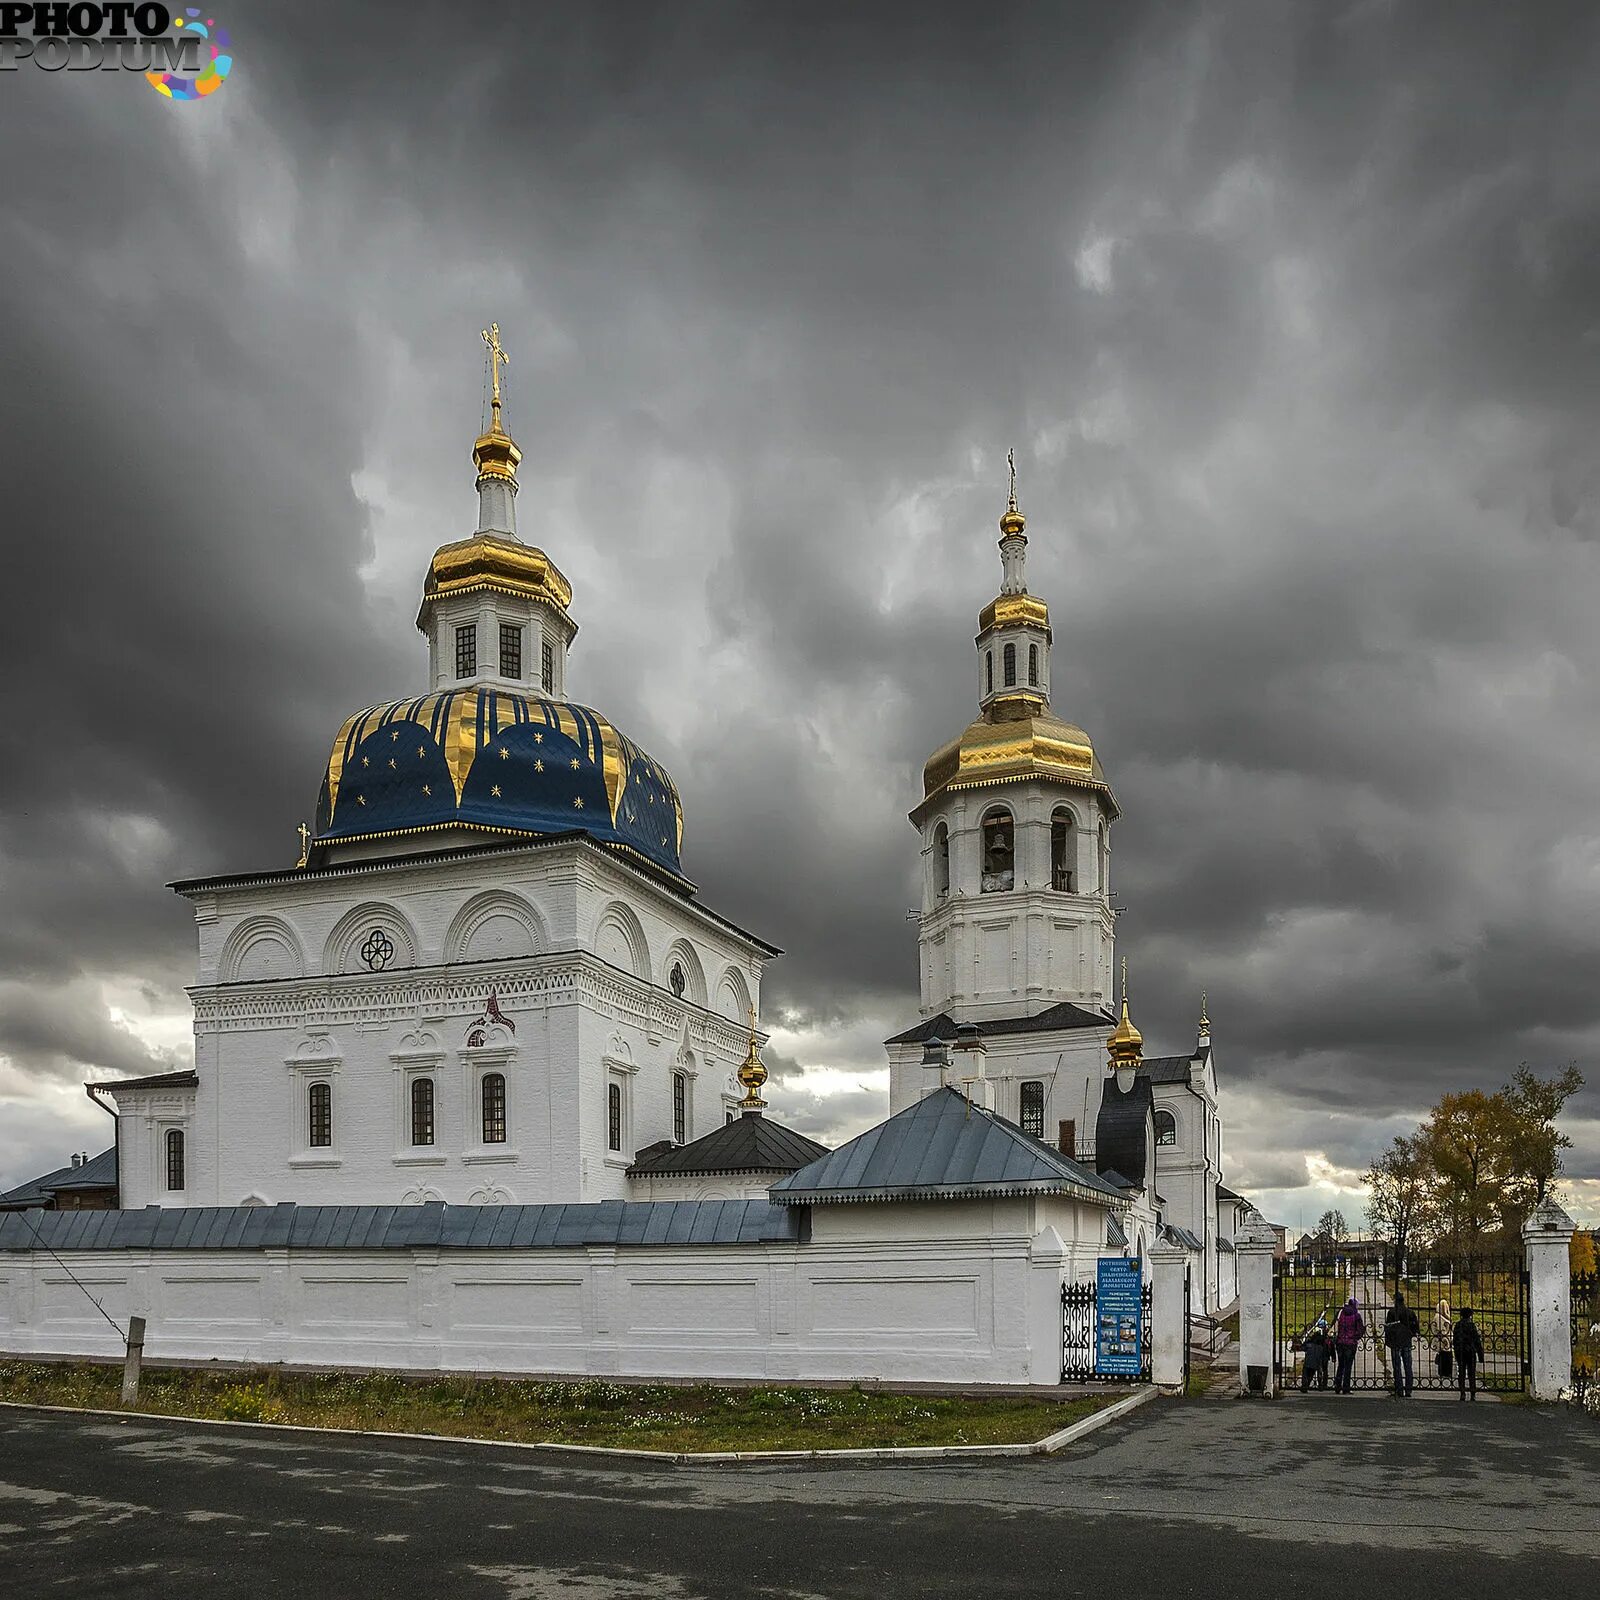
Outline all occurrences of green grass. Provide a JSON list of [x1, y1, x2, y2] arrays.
[[0, 1362, 1118, 1453]]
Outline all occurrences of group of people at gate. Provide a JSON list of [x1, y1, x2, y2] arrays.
[[1298, 1291, 1488, 1399]]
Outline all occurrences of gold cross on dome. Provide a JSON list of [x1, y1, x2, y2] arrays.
[[296, 821, 310, 868], [481, 322, 510, 429], [1007, 446, 1018, 513]]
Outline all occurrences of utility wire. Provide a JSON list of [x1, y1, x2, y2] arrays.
[[9, 1207, 128, 1343]]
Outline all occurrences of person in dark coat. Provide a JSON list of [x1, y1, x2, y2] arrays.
[[1384, 1290, 1420, 1397], [1453, 1307, 1486, 1400], [1333, 1298, 1364, 1394], [1300, 1317, 1333, 1392]]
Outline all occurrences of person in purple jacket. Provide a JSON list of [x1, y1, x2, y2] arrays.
[[1333, 1297, 1365, 1394]]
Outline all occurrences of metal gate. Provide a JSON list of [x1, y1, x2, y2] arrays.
[[1062, 1278, 1152, 1383], [1273, 1252, 1529, 1394]]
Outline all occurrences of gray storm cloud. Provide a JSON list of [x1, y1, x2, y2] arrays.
[[1, 1, 1597, 1221]]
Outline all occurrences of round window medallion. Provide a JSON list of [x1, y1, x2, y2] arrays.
[[360, 928, 395, 971]]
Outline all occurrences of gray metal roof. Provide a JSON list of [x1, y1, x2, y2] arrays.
[[1140, 1055, 1200, 1083], [769, 1086, 1122, 1207], [1165, 1224, 1205, 1250], [1107, 1212, 1129, 1250], [0, 1147, 117, 1208], [627, 1113, 829, 1177], [41, 1147, 119, 1193], [0, 1198, 801, 1253]]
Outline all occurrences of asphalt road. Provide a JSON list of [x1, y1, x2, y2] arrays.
[[2, 1398, 1597, 1598]]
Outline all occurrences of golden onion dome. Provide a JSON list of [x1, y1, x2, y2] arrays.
[[1106, 994, 1144, 1067], [999, 503, 1027, 539], [913, 699, 1118, 824], [415, 534, 574, 631], [736, 1020, 769, 1111], [473, 423, 521, 485]]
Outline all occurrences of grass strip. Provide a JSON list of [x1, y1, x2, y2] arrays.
[[0, 1361, 1117, 1453]]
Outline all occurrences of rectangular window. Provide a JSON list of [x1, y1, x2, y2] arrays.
[[455, 624, 477, 679], [673, 1072, 687, 1144], [1019, 1080, 1045, 1139], [482, 1073, 507, 1144], [607, 1081, 622, 1152], [165, 1130, 185, 1192], [499, 623, 522, 679], [411, 1077, 435, 1147], [309, 1082, 332, 1148], [541, 639, 554, 692]]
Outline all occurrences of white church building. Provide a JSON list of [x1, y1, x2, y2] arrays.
[[0, 337, 1239, 1384]]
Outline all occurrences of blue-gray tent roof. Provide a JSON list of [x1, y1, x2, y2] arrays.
[[769, 1086, 1123, 1207], [627, 1113, 828, 1178], [0, 1198, 801, 1253]]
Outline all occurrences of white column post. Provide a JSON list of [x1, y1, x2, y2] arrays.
[[1149, 1241, 1189, 1390], [1235, 1211, 1279, 1397], [1026, 1225, 1070, 1385], [1523, 1199, 1577, 1401]]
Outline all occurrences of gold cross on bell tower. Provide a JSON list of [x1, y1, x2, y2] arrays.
[[481, 322, 510, 434]]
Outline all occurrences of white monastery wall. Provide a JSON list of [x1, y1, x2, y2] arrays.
[[0, 1214, 1094, 1387]]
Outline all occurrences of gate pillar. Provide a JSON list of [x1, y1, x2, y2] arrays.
[[1149, 1241, 1189, 1390], [1235, 1211, 1279, 1397], [1523, 1200, 1576, 1401]]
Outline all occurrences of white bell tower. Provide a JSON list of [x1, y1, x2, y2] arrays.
[[909, 459, 1119, 1022]]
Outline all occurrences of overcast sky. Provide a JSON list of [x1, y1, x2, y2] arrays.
[[1, 0, 1597, 1227]]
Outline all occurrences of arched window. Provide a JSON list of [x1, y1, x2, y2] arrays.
[[1051, 808, 1075, 892], [1099, 821, 1110, 893], [933, 822, 950, 897], [1019, 1081, 1045, 1139], [1028, 643, 1039, 686], [985, 650, 994, 695], [673, 1070, 689, 1144], [165, 1129, 185, 1192], [1155, 1109, 1177, 1148], [308, 1082, 332, 1148], [482, 1072, 507, 1144], [980, 807, 1014, 893], [411, 1077, 435, 1146], [607, 1081, 623, 1151], [1003, 641, 1017, 687]]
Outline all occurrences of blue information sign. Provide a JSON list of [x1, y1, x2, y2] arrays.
[[1095, 1256, 1144, 1376]]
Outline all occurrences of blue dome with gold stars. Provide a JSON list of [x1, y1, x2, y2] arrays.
[[313, 687, 684, 877]]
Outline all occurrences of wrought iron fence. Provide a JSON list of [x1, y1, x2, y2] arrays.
[[1273, 1252, 1529, 1394], [1062, 1278, 1152, 1383], [1573, 1271, 1598, 1407]]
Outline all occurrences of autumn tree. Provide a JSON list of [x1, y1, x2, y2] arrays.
[[1502, 1064, 1585, 1209], [1365, 1134, 1428, 1268], [1573, 1231, 1598, 1277], [1412, 1065, 1585, 1257]]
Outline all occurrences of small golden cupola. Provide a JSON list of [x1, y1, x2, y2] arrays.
[[912, 454, 1117, 828], [1106, 959, 1144, 1071], [414, 325, 578, 697], [736, 1008, 770, 1113]]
